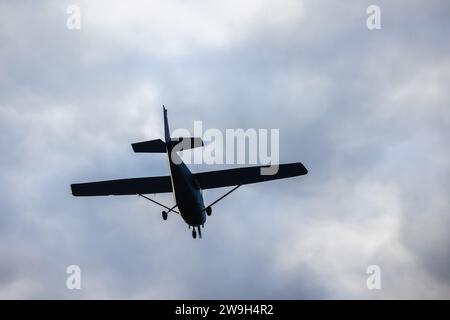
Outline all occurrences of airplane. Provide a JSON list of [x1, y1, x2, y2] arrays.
[[71, 106, 308, 239]]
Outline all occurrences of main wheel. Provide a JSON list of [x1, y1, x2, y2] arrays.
[[162, 211, 168, 220], [206, 207, 212, 216], [192, 229, 197, 239]]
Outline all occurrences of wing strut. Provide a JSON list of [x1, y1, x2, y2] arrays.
[[138, 194, 179, 214], [203, 185, 241, 211]]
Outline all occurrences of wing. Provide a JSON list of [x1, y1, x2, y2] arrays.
[[193, 162, 307, 189], [71, 176, 172, 196]]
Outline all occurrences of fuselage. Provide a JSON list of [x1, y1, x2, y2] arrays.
[[166, 147, 206, 227], [164, 109, 206, 227]]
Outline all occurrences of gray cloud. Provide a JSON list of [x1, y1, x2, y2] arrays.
[[0, 0, 449, 298]]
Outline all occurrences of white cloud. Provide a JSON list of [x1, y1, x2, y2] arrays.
[[78, 0, 304, 57]]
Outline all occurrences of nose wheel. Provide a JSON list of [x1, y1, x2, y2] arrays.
[[162, 211, 168, 220]]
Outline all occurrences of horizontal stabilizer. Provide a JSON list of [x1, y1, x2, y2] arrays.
[[170, 137, 203, 151], [132, 139, 166, 153]]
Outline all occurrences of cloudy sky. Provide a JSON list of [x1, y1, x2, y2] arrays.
[[0, 0, 449, 299]]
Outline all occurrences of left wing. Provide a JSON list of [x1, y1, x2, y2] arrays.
[[71, 176, 172, 196], [193, 162, 307, 190]]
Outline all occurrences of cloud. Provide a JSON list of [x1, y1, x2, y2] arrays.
[[0, 0, 449, 299], [77, 0, 304, 57]]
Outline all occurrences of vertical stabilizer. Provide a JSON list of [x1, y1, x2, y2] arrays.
[[163, 105, 171, 143]]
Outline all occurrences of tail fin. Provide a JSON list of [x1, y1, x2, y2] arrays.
[[131, 106, 204, 153], [163, 106, 170, 143]]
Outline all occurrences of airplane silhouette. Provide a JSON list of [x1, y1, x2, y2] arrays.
[[71, 107, 308, 239]]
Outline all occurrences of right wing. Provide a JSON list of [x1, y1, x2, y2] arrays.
[[193, 162, 308, 190], [71, 176, 172, 196]]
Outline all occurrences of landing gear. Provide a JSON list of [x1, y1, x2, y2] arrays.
[[162, 211, 168, 220], [190, 226, 202, 239], [203, 185, 241, 216]]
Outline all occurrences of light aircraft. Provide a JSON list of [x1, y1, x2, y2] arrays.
[[71, 107, 308, 239]]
